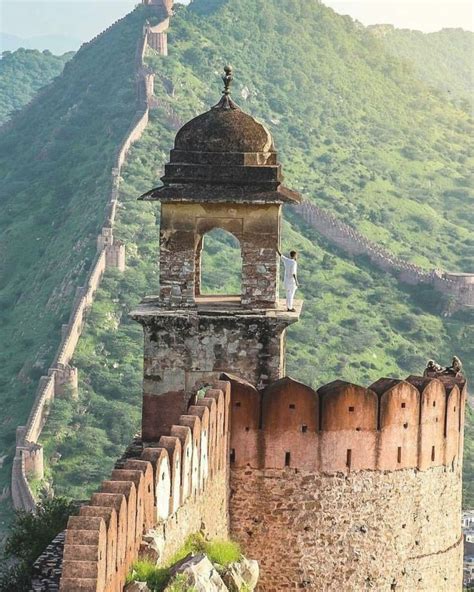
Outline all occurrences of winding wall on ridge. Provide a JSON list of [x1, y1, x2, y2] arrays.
[[294, 200, 474, 308], [11, 7, 170, 513]]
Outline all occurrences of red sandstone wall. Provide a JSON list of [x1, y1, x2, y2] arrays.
[[227, 374, 465, 473], [59, 383, 230, 592]]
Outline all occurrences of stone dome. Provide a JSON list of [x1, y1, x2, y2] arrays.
[[174, 106, 275, 154]]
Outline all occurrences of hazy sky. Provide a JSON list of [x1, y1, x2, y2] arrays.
[[1, 0, 472, 51]]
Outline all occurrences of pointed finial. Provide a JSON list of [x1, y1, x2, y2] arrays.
[[213, 65, 240, 110], [222, 65, 233, 96]]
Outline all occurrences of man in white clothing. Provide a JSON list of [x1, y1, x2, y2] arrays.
[[277, 249, 299, 311]]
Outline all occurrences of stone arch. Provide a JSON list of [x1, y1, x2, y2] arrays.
[[195, 224, 243, 299], [201, 396, 218, 477], [262, 376, 319, 470], [206, 388, 226, 471]]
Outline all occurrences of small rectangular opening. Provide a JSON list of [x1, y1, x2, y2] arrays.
[[346, 449, 352, 469], [401, 402, 406, 409], [348, 406, 355, 412], [433, 401, 436, 407], [397, 447, 402, 464], [431, 446, 435, 462], [230, 449, 236, 464], [289, 404, 296, 410], [285, 452, 291, 467], [301, 425, 308, 433], [235, 402, 241, 407]]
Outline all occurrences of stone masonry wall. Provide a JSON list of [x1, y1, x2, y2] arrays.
[[230, 464, 462, 591], [294, 200, 474, 308]]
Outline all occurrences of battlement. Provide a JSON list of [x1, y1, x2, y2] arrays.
[[59, 381, 231, 592], [51, 371, 466, 590], [227, 373, 466, 473]]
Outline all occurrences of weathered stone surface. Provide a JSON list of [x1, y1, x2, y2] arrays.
[[125, 582, 151, 592], [230, 465, 462, 591], [221, 556, 259, 591], [168, 553, 228, 591]]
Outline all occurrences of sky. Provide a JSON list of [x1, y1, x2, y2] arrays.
[[0, 0, 473, 52]]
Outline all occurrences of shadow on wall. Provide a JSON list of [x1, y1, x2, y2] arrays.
[[226, 373, 466, 473]]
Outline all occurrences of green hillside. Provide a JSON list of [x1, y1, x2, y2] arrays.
[[33, 0, 474, 506], [0, 6, 154, 526], [369, 25, 473, 110], [0, 48, 72, 125]]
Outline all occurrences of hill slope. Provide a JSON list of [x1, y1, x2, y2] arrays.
[[369, 25, 474, 110], [31, 0, 474, 505], [0, 5, 155, 523], [0, 48, 72, 125]]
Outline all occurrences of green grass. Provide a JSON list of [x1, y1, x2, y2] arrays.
[[127, 535, 240, 591]]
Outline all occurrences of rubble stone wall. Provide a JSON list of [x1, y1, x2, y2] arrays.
[[230, 464, 463, 591], [294, 200, 474, 307], [10, 5, 168, 511]]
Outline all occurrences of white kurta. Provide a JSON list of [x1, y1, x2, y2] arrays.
[[281, 255, 298, 309]]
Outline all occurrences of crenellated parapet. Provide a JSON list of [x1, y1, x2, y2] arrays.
[[58, 381, 231, 592], [227, 373, 466, 473]]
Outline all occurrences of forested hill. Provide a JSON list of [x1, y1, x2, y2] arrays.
[[0, 5, 153, 524], [1, 0, 473, 522], [28, 0, 473, 507], [0, 49, 72, 125], [369, 25, 473, 110]]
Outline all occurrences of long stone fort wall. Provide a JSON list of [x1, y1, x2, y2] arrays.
[[294, 200, 474, 308], [45, 373, 465, 591], [11, 6, 170, 512]]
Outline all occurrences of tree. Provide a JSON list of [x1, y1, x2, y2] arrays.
[[0, 498, 76, 592]]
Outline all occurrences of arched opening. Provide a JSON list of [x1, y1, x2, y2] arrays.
[[195, 228, 242, 302]]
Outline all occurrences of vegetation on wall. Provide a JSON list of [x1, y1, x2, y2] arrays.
[[0, 48, 72, 125]]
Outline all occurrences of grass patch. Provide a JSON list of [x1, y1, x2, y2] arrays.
[[127, 534, 241, 591]]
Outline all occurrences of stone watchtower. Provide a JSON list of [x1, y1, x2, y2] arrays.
[[132, 67, 302, 437]]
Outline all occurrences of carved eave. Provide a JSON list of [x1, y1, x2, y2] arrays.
[[139, 183, 301, 204]]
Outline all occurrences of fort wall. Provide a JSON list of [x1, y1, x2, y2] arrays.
[[31, 372, 465, 590], [57, 382, 230, 592], [230, 465, 462, 591], [11, 6, 168, 511], [294, 200, 474, 309], [227, 374, 465, 590]]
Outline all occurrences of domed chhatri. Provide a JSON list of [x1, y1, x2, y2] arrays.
[[140, 66, 300, 203]]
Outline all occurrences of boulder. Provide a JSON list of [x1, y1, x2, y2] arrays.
[[124, 582, 151, 592], [168, 553, 228, 591], [222, 556, 259, 591], [139, 528, 165, 563]]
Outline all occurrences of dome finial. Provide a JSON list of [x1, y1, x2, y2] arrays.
[[213, 65, 240, 111]]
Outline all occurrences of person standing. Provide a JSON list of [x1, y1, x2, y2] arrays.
[[277, 249, 299, 311]]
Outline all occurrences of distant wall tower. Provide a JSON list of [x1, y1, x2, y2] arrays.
[[132, 68, 302, 439]]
